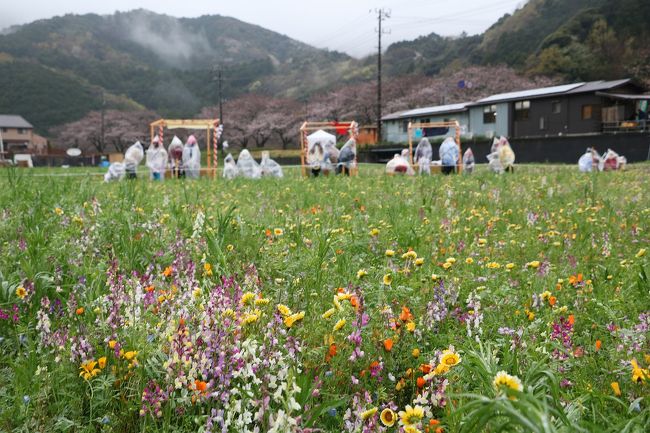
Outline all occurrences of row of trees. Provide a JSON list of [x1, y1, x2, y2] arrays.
[[53, 66, 555, 153]]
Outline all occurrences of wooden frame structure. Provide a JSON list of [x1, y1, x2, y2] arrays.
[[299, 121, 359, 177], [407, 120, 463, 174], [149, 118, 221, 179]]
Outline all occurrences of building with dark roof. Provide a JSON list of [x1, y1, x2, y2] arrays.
[[0, 115, 47, 155]]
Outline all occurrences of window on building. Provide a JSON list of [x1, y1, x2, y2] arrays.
[[17, 128, 25, 134], [539, 116, 546, 130], [552, 101, 561, 114], [483, 105, 497, 124], [581, 105, 601, 120], [514, 100, 530, 121], [402, 121, 409, 133], [1, 128, 7, 133]]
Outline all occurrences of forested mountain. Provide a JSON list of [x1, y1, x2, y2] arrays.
[[1, 1, 648, 136]]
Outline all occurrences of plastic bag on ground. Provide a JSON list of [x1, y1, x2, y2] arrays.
[[463, 148, 475, 174], [146, 136, 168, 180], [182, 135, 201, 179], [223, 153, 239, 179], [386, 151, 415, 175], [104, 162, 125, 182], [336, 138, 357, 175], [260, 151, 283, 178], [237, 149, 262, 179], [602, 149, 626, 171]]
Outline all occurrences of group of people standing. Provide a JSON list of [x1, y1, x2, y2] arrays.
[[104, 135, 202, 182]]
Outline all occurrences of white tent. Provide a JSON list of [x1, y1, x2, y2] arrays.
[[307, 130, 336, 151]]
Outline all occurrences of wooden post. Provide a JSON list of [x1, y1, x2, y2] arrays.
[[300, 122, 307, 177], [206, 126, 211, 177], [455, 121, 462, 174], [213, 121, 218, 180]]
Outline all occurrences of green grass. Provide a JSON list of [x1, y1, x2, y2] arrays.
[[0, 165, 649, 432]]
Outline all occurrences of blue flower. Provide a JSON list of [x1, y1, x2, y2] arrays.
[[23, 395, 30, 405], [327, 408, 337, 417]]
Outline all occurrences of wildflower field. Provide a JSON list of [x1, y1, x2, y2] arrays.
[[0, 166, 649, 433]]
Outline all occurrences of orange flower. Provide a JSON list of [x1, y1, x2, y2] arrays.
[[384, 338, 394, 352], [430, 419, 441, 426], [400, 306, 414, 322], [163, 266, 173, 277], [417, 377, 425, 388], [549, 296, 557, 306], [145, 285, 155, 293], [194, 380, 208, 393], [328, 344, 337, 357], [568, 315, 575, 325], [265, 229, 272, 237], [595, 340, 602, 351], [420, 364, 432, 374], [350, 296, 359, 309], [370, 360, 380, 370], [179, 317, 186, 327], [76, 307, 85, 315]]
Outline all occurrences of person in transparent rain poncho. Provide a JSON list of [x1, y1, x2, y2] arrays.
[[414, 138, 433, 175], [439, 137, 459, 175], [168, 136, 184, 178], [104, 162, 125, 182], [578, 148, 598, 173], [146, 135, 168, 181], [182, 135, 201, 179], [236, 149, 262, 179], [336, 138, 357, 176], [386, 149, 415, 175], [463, 148, 475, 174], [260, 151, 284, 178], [223, 153, 239, 179], [124, 141, 144, 179], [307, 142, 325, 177], [487, 137, 515, 173], [322, 141, 339, 176]]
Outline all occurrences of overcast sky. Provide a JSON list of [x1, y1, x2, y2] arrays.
[[0, 0, 527, 57]]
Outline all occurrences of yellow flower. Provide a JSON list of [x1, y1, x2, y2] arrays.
[[434, 363, 450, 375], [226, 244, 234, 252], [611, 381, 621, 396], [284, 311, 305, 328], [385, 249, 395, 257], [15, 286, 27, 299], [244, 313, 260, 324], [333, 319, 346, 332], [361, 407, 378, 420], [108, 340, 117, 349], [404, 427, 422, 433], [442, 262, 452, 270], [486, 262, 501, 269], [254, 298, 269, 306], [333, 296, 342, 311], [383, 274, 393, 286], [415, 258, 425, 266], [274, 228, 284, 236], [241, 292, 255, 305], [380, 408, 396, 427], [406, 321, 416, 332], [369, 228, 380, 237], [527, 260, 541, 269], [123, 351, 138, 361], [636, 248, 647, 258], [402, 251, 417, 260], [631, 359, 649, 384], [322, 308, 336, 319], [357, 269, 368, 279], [203, 263, 213, 276], [493, 371, 523, 395], [398, 405, 424, 427], [79, 360, 101, 380], [465, 257, 474, 264], [277, 304, 292, 317], [98, 357, 107, 369], [431, 274, 439, 281], [505, 263, 515, 270], [54, 207, 64, 216], [440, 349, 461, 367], [412, 348, 420, 358], [445, 257, 456, 264], [477, 238, 487, 246]]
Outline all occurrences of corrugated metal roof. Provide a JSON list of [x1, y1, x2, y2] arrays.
[[567, 79, 631, 94], [382, 102, 469, 121], [0, 115, 33, 129], [596, 92, 650, 101], [472, 83, 585, 105]]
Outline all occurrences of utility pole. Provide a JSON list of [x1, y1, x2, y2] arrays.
[[375, 8, 390, 144], [218, 68, 223, 125], [100, 92, 106, 153]]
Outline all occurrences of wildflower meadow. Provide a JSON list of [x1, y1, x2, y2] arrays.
[[0, 165, 648, 433]]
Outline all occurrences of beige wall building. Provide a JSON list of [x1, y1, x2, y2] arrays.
[[0, 115, 47, 155]]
